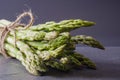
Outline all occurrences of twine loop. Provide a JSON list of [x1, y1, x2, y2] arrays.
[[0, 11, 34, 58]]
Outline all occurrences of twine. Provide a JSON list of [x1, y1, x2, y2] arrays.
[[0, 11, 34, 58]]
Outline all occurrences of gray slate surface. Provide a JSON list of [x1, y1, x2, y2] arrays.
[[0, 47, 120, 80]]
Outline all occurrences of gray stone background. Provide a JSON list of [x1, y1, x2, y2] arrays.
[[0, 0, 120, 46]]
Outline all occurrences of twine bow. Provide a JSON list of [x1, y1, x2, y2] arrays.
[[0, 11, 34, 58]]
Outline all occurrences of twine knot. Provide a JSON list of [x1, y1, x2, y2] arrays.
[[0, 11, 34, 58]]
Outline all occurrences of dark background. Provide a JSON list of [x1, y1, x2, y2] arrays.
[[0, 0, 120, 46]]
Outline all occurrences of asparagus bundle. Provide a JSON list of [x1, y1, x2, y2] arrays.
[[0, 19, 104, 75]]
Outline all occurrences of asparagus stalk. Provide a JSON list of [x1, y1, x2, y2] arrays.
[[4, 43, 25, 61], [45, 60, 71, 71], [71, 35, 105, 49], [10, 30, 58, 41], [5, 36, 47, 75], [0, 19, 11, 26], [4, 43, 40, 75], [72, 53, 96, 69], [45, 54, 80, 71], [0, 19, 95, 33], [27, 32, 70, 50], [30, 19, 95, 32], [27, 41, 49, 51], [36, 44, 66, 60]]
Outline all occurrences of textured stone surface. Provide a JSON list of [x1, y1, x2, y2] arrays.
[[0, 47, 120, 80]]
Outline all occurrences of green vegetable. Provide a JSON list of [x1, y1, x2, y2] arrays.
[[5, 36, 47, 75], [72, 53, 96, 69], [26, 32, 70, 50], [71, 35, 105, 49], [0, 19, 104, 76], [30, 19, 95, 32], [9, 30, 58, 41]]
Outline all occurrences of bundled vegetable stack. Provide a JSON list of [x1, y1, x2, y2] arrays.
[[0, 12, 104, 75]]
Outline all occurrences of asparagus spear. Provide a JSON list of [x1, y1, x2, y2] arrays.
[[0, 19, 11, 27], [27, 32, 70, 50], [5, 36, 47, 74], [4, 43, 25, 61], [30, 19, 95, 32], [9, 30, 58, 41], [45, 54, 82, 71], [71, 35, 105, 49], [27, 41, 49, 51], [72, 53, 96, 69], [4, 43, 40, 75], [36, 44, 66, 60], [0, 19, 95, 33], [45, 60, 71, 71]]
